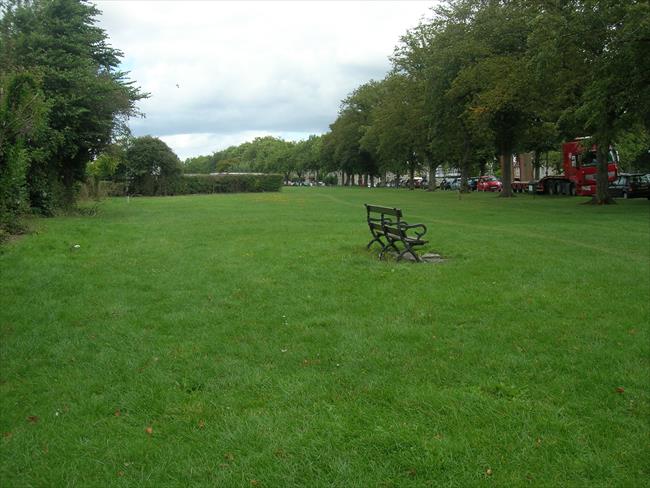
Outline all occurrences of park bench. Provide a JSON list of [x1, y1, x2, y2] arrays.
[[364, 204, 428, 262]]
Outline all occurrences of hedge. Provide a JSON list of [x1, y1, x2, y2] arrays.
[[103, 173, 283, 197], [178, 173, 283, 194]]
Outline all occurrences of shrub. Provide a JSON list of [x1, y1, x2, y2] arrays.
[[322, 174, 338, 186], [0, 145, 29, 234], [106, 174, 283, 196], [176, 174, 283, 195]]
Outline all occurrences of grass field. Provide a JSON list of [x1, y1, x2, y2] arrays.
[[1, 188, 649, 486]]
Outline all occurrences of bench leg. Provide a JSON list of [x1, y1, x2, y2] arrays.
[[380, 239, 400, 260], [395, 241, 423, 262], [366, 236, 384, 250], [397, 248, 421, 262]]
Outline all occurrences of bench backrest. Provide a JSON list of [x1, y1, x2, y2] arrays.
[[365, 204, 402, 220], [382, 223, 406, 239]]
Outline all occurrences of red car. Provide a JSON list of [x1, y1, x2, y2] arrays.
[[477, 175, 502, 192]]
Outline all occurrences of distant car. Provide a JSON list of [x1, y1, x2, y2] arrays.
[[468, 177, 478, 191], [477, 175, 502, 192], [439, 176, 460, 190], [608, 173, 650, 199], [449, 178, 462, 190]]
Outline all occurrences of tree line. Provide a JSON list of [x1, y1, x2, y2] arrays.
[[182, 0, 650, 201], [0, 0, 147, 237], [2, 0, 649, 239]]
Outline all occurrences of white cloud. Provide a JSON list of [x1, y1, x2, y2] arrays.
[[95, 0, 436, 159]]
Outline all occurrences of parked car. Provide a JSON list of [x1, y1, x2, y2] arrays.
[[468, 177, 478, 191], [449, 177, 462, 190], [439, 175, 460, 190], [608, 173, 650, 199], [477, 175, 503, 192]]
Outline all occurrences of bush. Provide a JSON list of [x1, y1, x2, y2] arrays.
[[0, 145, 29, 234], [106, 174, 283, 197], [176, 174, 283, 194], [322, 174, 338, 186]]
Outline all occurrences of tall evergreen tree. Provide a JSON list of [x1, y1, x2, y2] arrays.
[[0, 0, 148, 208]]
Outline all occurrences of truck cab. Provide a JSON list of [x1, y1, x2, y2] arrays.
[[562, 139, 618, 196]]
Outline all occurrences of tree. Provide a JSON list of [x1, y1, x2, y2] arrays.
[[526, 0, 650, 203], [571, 0, 650, 203], [0, 72, 48, 234], [0, 0, 147, 208], [362, 74, 427, 189], [327, 81, 382, 185], [183, 155, 215, 174], [124, 136, 182, 195], [437, 0, 542, 197]]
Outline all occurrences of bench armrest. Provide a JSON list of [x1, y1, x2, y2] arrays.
[[401, 223, 427, 238]]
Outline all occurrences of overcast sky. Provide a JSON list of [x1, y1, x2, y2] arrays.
[[94, 1, 436, 160]]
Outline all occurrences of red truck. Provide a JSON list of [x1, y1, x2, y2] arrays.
[[511, 138, 619, 195]]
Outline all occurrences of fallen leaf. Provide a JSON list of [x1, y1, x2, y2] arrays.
[[145, 426, 153, 435], [224, 452, 234, 462], [114, 409, 122, 417], [486, 468, 493, 476], [117, 470, 125, 477], [198, 419, 205, 429], [250, 480, 260, 486], [407, 468, 417, 477], [27, 416, 39, 423], [616, 387, 625, 394]]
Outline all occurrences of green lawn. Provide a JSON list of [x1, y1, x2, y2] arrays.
[[1, 188, 649, 486]]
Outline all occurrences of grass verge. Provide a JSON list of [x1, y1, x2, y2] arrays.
[[1, 188, 648, 486]]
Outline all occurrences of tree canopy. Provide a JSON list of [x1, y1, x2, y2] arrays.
[[0, 0, 147, 220]]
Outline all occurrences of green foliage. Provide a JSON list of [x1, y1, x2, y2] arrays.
[[326, 81, 381, 181], [0, 0, 147, 209], [183, 155, 215, 174], [0, 145, 29, 233], [123, 136, 182, 196], [0, 71, 49, 232], [107, 173, 283, 196], [179, 174, 283, 194], [616, 127, 650, 173], [88, 153, 120, 181]]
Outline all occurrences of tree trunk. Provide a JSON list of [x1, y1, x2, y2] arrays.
[[499, 143, 514, 197], [408, 165, 415, 190], [460, 167, 469, 192], [459, 138, 471, 192], [479, 160, 487, 177], [589, 138, 615, 204], [62, 164, 75, 208], [427, 162, 437, 191], [533, 151, 541, 180]]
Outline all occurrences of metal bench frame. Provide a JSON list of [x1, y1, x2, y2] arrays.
[[364, 204, 428, 262]]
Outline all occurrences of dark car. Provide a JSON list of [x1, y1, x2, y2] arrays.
[[608, 173, 650, 199], [468, 177, 478, 191]]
